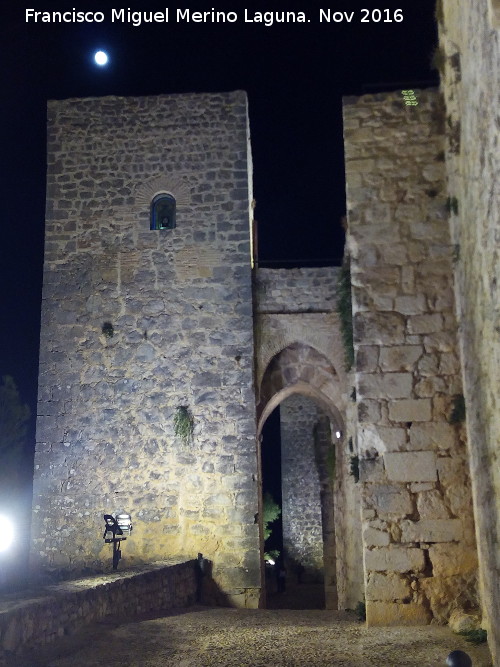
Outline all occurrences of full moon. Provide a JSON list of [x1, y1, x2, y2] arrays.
[[94, 50, 109, 66]]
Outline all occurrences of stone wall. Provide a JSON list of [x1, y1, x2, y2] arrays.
[[438, 3, 500, 662], [280, 394, 326, 581], [0, 561, 196, 657], [32, 92, 260, 607], [254, 267, 340, 313], [253, 268, 347, 413], [344, 90, 478, 626]]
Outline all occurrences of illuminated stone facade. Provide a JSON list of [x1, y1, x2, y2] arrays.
[[344, 88, 478, 628], [34, 26, 500, 656], [437, 3, 500, 663], [32, 92, 260, 607]]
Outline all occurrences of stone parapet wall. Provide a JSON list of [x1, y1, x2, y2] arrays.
[[254, 267, 340, 313], [438, 4, 500, 662], [32, 92, 260, 606], [343, 90, 478, 626], [0, 560, 196, 657]]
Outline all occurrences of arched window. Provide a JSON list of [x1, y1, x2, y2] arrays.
[[150, 193, 176, 230]]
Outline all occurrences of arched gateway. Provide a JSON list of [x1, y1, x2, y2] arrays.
[[254, 269, 363, 609]]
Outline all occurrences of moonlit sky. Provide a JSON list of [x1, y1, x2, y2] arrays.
[[0, 1, 438, 470]]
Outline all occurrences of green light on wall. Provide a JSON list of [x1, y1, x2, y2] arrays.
[[402, 89, 418, 106]]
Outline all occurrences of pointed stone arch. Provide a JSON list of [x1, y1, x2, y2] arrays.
[[254, 312, 347, 403]]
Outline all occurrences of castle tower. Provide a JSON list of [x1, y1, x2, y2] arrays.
[[32, 91, 261, 607]]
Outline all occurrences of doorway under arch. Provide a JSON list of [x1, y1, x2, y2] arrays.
[[262, 391, 344, 609]]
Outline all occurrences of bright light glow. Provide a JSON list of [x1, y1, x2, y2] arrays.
[[335, 430, 342, 439], [0, 515, 14, 552], [94, 51, 108, 66], [267, 559, 275, 566]]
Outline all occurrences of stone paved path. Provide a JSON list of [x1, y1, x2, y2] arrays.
[[10, 607, 492, 667]]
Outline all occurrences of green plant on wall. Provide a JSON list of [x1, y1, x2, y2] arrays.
[[458, 629, 487, 645], [448, 394, 466, 424], [355, 600, 366, 622], [337, 262, 355, 370], [445, 196, 459, 215], [263, 492, 281, 540], [174, 405, 194, 446], [102, 321, 114, 338], [434, 0, 444, 25]]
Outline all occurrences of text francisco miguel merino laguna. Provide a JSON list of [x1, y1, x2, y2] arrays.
[[26, 7, 345, 26]]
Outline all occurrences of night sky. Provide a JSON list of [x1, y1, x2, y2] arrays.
[[0, 1, 438, 470]]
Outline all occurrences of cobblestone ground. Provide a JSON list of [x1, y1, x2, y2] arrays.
[[10, 607, 492, 667]]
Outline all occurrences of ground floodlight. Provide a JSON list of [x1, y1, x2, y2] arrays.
[[103, 512, 132, 570], [116, 513, 132, 537], [0, 515, 14, 553]]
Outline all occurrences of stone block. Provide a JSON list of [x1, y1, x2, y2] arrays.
[[363, 526, 390, 547], [394, 295, 427, 315], [379, 244, 408, 265], [414, 377, 447, 398], [354, 311, 405, 346], [439, 352, 460, 375], [356, 345, 379, 372], [388, 399, 432, 422], [366, 600, 432, 626], [384, 451, 437, 482], [417, 353, 439, 376], [401, 265, 414, 293], [365, 484, 413, 517], [358, 373, 413, 399], [379, 345, 423, 372], [359, 457, 386, 483], [364, 546, 425, 573], [366, 572, 411, 601], [345, 158, 376, 174], [436, 456, 465, 486], [357, 400, 382, 423], [448, 609, 482, 633], [409, 422, 456, 450], [428, 544, 478, 577], [400, 519, 462, 543], [416, 490, 449, 519], [410, 482, 435, 493], [423, 331, 456, 353], [407, 314, 443, 335], [358, 425, 408, 454], [372, 294, 394, 310]]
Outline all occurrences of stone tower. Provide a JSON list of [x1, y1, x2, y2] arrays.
[[32, 91, 261, 607]]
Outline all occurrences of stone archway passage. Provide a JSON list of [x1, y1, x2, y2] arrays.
[[256, 339, 351, 610], [279, 394, 338, 609]]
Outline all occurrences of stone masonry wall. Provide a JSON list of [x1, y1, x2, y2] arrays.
[[32, 92, 260, 607], [438, 4, 500, 662], [254, 267, 340, 313], [344, 90, 478, 626], [280, 394, 325, 581], [0, 560, 196, 656]]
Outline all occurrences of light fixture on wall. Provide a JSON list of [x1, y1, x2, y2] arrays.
[[335, 430, 342, 439], [103, 513, 132, 570]]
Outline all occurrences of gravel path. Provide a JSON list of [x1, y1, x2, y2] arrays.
[[11, 607, 492, 667]]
